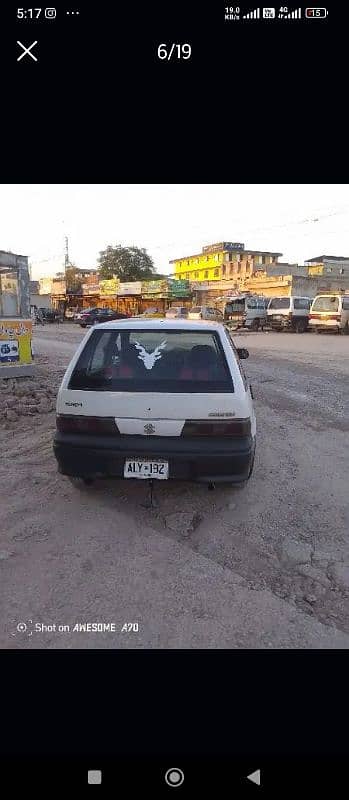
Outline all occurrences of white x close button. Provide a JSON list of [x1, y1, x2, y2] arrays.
[[17, 41, 38, 62]]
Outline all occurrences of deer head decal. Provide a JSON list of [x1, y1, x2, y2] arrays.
[[133, 340, 167, 370]]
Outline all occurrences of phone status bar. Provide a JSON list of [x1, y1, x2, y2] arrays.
[[224, 7, 329, 21]]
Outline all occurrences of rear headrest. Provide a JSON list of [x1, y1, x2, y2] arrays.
[[188, 345, 216, 367]]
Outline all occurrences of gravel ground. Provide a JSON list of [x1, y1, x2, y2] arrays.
[[1, 323, 349, 649]]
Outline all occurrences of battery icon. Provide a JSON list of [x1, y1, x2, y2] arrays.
[[305, 8, 328, 17]]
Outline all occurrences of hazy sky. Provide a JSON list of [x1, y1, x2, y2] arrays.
[[1, 184, 349, 279]]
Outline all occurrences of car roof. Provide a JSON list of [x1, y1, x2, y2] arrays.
[[268, 296, 310, 300], [95, 318, 225, 331]]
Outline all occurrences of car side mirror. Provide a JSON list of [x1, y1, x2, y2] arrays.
[[237, 348, 249, 359]]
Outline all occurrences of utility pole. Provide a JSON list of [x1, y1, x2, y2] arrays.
[[64, 235, 70, 273]]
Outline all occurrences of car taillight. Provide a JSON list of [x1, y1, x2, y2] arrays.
[[310, 313, 340, 320], [181, 419, 251, 437], [56, 415, 120, 435]]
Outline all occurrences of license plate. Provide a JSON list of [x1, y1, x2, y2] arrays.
[[124, 459, 169, 480]]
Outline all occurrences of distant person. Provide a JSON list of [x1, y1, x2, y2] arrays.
[[36, 308, 45, 325]]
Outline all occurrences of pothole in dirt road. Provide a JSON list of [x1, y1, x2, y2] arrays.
[[72, 477, 234, 532]]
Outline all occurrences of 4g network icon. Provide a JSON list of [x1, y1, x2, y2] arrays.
[[224, 7, 329, 20]]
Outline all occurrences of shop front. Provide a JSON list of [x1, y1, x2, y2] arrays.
[[190, 279, 239, 306], [81, 282, 101, 310], [0, 250, 34, 378], [166, 278, 191, 309], [116, 281, 142, 316], [140, 280, 169, 314], [51, 279, 67, 316], [99, 277, 119, 311]]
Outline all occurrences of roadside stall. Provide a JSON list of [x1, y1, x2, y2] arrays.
[[140, 279, 169, 315], [167, 278, 191, 309], [81, 281, 100, 310], [0, 250, 34, 378], [51, 277, 67, 317], [116, 281, 142, 316], [214, 290, 249, 325], [99, 277, 120, 311]]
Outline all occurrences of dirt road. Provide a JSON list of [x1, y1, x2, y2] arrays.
[[1, 324, 349, 649]]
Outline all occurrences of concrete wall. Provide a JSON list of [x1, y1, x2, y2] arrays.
[[266, 264, 309, 277], [30, 293, 51, 309], [0, 251, 30, 318]]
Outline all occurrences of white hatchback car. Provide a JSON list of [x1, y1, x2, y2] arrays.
[[53, 319, 256, 487]]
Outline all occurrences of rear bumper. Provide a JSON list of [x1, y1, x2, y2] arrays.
[[243, 317, 267, 328], [268, 316, 292, 329], [53, 432, 256, 484], [309, 320, 340, 331]]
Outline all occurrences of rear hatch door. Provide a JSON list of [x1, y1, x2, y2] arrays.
[[59, 326, 248, 435]]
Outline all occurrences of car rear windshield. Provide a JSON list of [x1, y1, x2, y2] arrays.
[[68, 329, 234, 393], [268, 298, 290, 310], [312, 296, 340, 312], [190, 307, 202, 313]]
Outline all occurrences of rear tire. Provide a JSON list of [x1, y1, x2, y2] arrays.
[[250, 318, 260, 332], [67, 476, 94, 489], [341, 323, 349, 335]]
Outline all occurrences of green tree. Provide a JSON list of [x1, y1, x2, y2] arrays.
[[98, 245, 156, 282], [65, 265, 84, 293]]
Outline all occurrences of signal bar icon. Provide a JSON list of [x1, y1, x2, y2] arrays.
[[243, 7, 260, 18], [278, 7, 302, 17]]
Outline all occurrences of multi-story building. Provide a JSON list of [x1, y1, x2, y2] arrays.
[[245, 273, 349, 299], [170, 242, 282, 287], [305, 255, 349, 277]]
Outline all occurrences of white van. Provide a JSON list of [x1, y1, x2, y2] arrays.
[[188, 306, 225, 322], [53, 319, 256, 487], [309, 294, 349, 334], [267, 296, 312, 332]]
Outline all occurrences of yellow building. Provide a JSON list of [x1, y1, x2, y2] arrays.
[[170, 242, 282, 286]]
